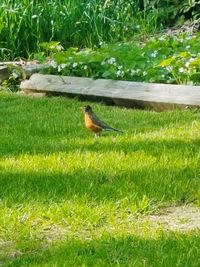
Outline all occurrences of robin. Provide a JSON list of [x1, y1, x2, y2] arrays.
[[82, 105, 123, 136]]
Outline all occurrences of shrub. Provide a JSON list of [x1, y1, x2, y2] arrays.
[[0, 0, 199, 60], [43, 32, 200, 85]]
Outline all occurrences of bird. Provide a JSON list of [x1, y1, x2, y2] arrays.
[[82, 105, 123, 136]]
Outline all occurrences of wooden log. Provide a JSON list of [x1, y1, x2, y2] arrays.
[[21, 63, 51, 78], [20, 73, 200, 111]]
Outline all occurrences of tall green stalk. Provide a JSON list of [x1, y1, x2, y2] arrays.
[[0, 0, 192, 60]]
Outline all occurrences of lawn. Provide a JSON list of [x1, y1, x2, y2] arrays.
[[0, 92, 199, 266]]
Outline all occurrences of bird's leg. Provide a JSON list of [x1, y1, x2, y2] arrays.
[[94, 132, 100, 138]]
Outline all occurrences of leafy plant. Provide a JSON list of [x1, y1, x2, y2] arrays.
[[0, 0, 197, 60], [43, 32, 200, 85], [1, 65, 24, 92]]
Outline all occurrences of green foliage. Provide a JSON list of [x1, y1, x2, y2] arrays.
[[0, 65, 23, 92], [180, 0, 200, 20], [45, 32, 200, 85], [39, 41, 64, 56], [0, 0, 199, 60]]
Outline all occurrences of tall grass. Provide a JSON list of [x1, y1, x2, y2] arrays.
[[0, 0, 177, 60]]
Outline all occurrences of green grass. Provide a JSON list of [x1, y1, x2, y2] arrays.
[[0, 92, 199, 266]]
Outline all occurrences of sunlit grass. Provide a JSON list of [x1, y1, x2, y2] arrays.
[[0, 92, 199, 266]]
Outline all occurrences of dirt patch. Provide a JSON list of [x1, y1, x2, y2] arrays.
[[145, 205, 200, 232], [0, 241, 22, 266], [41, 224, 67, 243]]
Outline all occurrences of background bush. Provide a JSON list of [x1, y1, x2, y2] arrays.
[[0, 0, 199, 60], [42, 33, 200, 85]]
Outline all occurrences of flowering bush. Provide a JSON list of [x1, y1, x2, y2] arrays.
[[41, 32, 200, 85]]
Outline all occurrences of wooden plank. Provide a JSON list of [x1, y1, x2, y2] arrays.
[[22, 63, 50, 78], [20, 73, 200, 111]]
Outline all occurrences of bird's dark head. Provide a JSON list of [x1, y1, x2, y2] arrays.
[[83, 105, 92, 113]]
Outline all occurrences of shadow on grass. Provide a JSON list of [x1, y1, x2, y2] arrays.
[[5, 233, 200, 267], [73, 138, 200, 157], [0, 95, 199, 205], [0, 135, 200, 159], [0, 163, 198, 204]]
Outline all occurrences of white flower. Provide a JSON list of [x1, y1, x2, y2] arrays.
[[107, 57, 116, 64], [49, 44, 63, 51], [143, 71, 147, 76], [186, 35, 192, 40], [130, 69, 136, 76], [57, 63, 67, 72], [118, 65, 123, 70], [50, 60, 57, 68], [116, 70, 121, 77], [159, 36, 165, 41], [83, 65, 88, 70], [189, 58, 195, 63], [179, 67, 185, 73], [151, 50, 158, 58], [185, 62, 190, 68], [166, 66, 173, 72], [131, 68, 141, 75], [57, 65, 62, 72], [116, 70, 124, 77], [72, 62, 78, 68], [60, 63, 67, 69], [56, 45, 64, 51], [136, 69, 141, 73]]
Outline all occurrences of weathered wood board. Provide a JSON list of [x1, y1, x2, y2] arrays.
[[21, 63, 50, 78], [20, 73, 200, 111]]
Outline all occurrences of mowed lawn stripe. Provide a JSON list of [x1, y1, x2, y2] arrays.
[[0, 92, 199, 266]]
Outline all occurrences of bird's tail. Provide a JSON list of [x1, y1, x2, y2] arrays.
[[105, 127, 123, 133]]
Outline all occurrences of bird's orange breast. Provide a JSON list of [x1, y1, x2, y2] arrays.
[[84, 113, 102, 132]]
